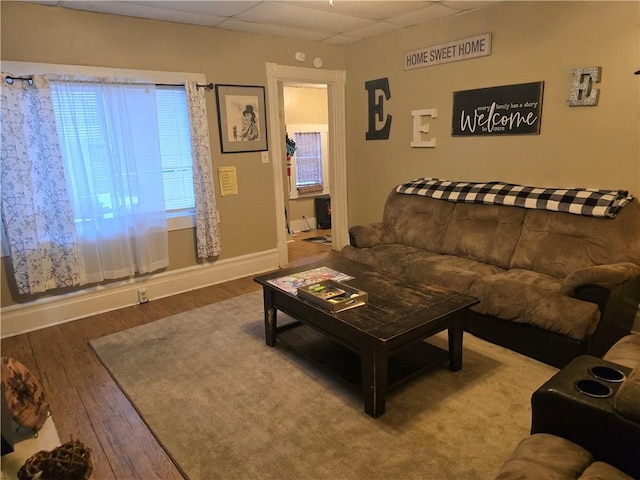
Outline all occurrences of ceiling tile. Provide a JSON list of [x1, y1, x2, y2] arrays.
[[124, 1, 260, 17], [346, 21, 405, 40], [441, 1, 499, 11], [216, 18, 330, 42], [388, 3, 460, 27], [235, 2, 375, 34], [320, 34, 360, 46], [59, 1, 227, 26], [283, 1, 434, 20]]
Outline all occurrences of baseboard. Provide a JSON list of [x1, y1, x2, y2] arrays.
[[290, 217, 317, 233], [0, 249, 280, 338]]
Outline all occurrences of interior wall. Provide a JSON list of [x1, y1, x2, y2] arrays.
[[283, 86, 329, 229], [345, 1, 640, 226], [0, 1, 346, 307]]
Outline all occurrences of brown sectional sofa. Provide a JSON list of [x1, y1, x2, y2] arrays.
[[341, 187, 640, 367]]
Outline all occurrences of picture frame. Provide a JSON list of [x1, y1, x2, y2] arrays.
[[214, 84, 268, 153]]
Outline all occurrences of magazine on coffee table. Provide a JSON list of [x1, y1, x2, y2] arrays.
[[267, 266, 354, 295], [297, 280, 368, 312]]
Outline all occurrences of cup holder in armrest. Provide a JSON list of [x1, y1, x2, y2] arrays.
[[588, 365, 626, 383], [574, 378, 613, 398]]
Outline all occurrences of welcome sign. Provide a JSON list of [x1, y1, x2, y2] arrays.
[[452, 82, 544, 136]]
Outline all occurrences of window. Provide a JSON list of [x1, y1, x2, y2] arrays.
[[294, 132, 323, 194], [287, 124, 329, 199], [51, 83, 194, 218], [155, 86, 195, 213]]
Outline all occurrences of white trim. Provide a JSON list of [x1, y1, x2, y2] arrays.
[[0, 249, 279, 338], [265, 63, 348, 267], [289, 217, 317, 233]]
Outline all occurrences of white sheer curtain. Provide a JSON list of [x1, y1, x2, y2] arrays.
[[0, 73, 84, 294], [49, 75, 169, 283], [185, 81, 221, 258]]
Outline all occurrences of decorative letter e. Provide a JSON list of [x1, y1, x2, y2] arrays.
[[567, 67, 601, 106], [365, 78, 392, 140]]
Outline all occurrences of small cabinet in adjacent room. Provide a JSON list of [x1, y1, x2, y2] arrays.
[[315, 196, 331, 229]]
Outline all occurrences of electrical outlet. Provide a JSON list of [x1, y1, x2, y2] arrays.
[[137, 289, 149, 304]]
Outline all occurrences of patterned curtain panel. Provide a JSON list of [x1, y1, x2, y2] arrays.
[[185, 81, 221, 258], [0, 73, 83, 294]]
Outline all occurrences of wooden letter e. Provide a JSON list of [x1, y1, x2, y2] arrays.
[[365, 78, 392, 140]]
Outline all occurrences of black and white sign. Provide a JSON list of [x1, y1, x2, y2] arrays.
[[404, 33, 491, 71], [452, 82, 544, 136]]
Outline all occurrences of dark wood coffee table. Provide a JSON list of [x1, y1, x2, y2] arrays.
[[253, 257, 479, 418]]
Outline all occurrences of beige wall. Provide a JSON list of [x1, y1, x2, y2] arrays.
[[283, 86, 329, 227], [2, 1, 639, 307], [345, 1, 640, 226], [0, 1, 346, 306]]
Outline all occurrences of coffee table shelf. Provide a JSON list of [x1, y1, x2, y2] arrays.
[[276, 321, 449, 391]]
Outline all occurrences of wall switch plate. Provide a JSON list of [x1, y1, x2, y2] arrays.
[[261, 152, 269, 163]]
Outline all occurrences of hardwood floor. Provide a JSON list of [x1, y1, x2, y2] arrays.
[[1, 229, 336, 479]]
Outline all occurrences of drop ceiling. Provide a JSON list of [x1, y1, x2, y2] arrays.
[[25, 0, 500, 45]]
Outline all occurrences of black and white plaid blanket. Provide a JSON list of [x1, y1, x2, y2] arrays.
[[396, 178, 633, 218]]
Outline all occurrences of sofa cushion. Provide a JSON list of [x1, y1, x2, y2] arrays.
[[614, 367, 640, 423], [442, 203, 526, 269], [348, 222, 396, 248], [383, 191, 455, 254], [510, 201, 640, 279], [340, 244, 439, 275], [495, 433, 593, 479], [603, 334, 640, 369], [580, 462, 634, 480], [470, 269, 601, 341], [402, 254, 504, 295]]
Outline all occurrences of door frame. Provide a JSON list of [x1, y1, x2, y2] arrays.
[[265, 62, 348, 267]]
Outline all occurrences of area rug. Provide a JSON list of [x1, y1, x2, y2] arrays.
[[302, 235, 332, 245], [90, 292, 557, 480]]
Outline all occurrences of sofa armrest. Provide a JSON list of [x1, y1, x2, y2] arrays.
[[531, 355, 640, 478], [615, 367, 640, 424], [560, 262, 640, 296], [348, 223, 395, 248]]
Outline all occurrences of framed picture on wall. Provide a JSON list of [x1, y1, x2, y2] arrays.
[[215, 84, 268, 153]]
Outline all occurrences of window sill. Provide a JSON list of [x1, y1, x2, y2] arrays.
[[167, 211, 196, 231], [0, 212, 196, 258], [289, 189, 330, 201]]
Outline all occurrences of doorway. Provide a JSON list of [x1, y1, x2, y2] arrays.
[[283, 83, 330, 236], [265, 63, 348, 268]]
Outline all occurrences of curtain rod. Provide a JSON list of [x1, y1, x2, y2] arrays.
[[157, 82, 214, 91], [4, 75, 33, 85], [4, 75, 214, 91]]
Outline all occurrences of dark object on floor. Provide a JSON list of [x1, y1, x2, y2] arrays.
[[18, 439, 93, 480], [315, 196, 331, 229], [302, 235, 332, 245]]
